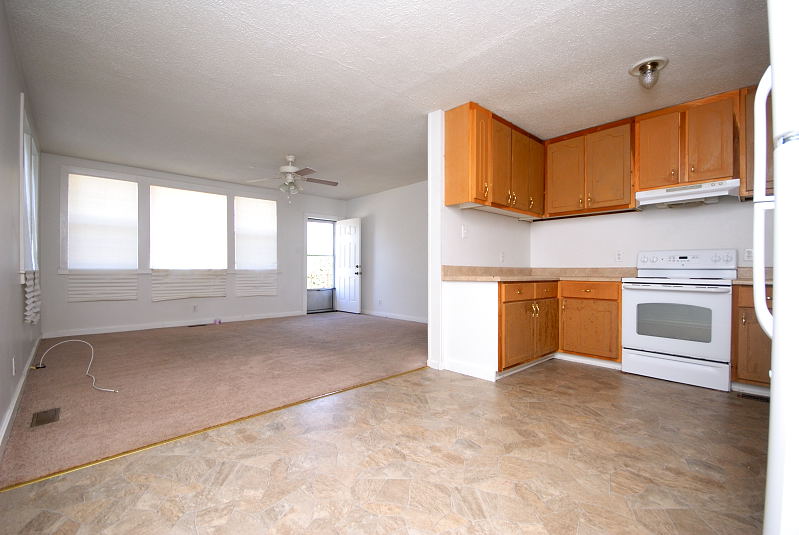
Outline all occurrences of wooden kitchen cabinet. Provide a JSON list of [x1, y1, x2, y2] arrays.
[[546, 121, 632, 216], [635, 91, 740, 192], [686, 98, 734, 182], [559, 281, 620, 361], [585, 124, 631, 209], [741, 86, 774, 197], [732, 285, 773, 386], [546, 136, 585, 214], [490, 118, 512, 206], [499, 282, 560, 370], [638, 111, 681, 189], [445, 102, 545, 218], [445, 102, 491, 205]]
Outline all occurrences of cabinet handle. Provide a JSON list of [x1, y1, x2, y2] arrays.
[[483, 183, 489, 198], [535, 303, 540, 316], [516, 289, 522, 294], [741, 312, 747, 325], [671, 169, 677, 178], [529, 197, 534, 209], [587, 194, 592, 206], [562, 302, 566, 310], [578, 197, 584, 207], [583, 289, 592, 293], [690, 165, 696, 173], [766, 296, 772, 301], [507, 190, 512, 204], [512, 193, 518, 206]]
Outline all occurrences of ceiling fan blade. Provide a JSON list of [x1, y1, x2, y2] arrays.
[[294, 167, 316, 176], [246, 177, 282, 183], [304, 177, 339, 186]]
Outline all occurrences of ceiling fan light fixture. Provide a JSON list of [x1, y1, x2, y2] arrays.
[[628, 56, 669, 89]]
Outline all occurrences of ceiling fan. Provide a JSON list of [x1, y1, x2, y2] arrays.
[[247, 155, 339, 195]]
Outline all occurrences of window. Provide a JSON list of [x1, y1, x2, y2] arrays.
[[150, 186, 227, 269], [67, 174, 138, 269], [307, 220, 334, 289], [21, 132, 39, 272], [234, 196, 277, 270]]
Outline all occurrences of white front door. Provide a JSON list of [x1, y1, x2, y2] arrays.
[[334, 218, 361, 313]]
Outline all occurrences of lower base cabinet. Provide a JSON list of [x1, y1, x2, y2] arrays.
[[499, 282, 559, 371], [559, 281, 621, 361], [732, 286, 772, 386]]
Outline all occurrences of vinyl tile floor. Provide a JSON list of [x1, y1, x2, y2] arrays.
[[0, 360, 768, 534]]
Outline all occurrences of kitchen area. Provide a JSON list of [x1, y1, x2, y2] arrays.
[[429, 81, 774, 396]]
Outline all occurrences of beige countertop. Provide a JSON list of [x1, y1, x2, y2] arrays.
[[442, 265, 772, 285]]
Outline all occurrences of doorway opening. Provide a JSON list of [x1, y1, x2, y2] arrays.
[[307, 218, 335, 313]]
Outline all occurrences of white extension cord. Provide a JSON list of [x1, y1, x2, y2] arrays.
[[35, 339, 119, 393]]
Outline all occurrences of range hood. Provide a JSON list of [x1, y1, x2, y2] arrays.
[[636, 179, 740, 208]]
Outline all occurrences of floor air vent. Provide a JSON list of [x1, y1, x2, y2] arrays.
[[31, 408, 60, 427], [737, 393, 769, 402]]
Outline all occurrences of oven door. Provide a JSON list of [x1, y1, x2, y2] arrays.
[[622, 283, 732, 362]]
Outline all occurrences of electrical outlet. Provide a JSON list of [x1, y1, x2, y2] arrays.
[[378, 298, 383, 305], [460, 224, 468, 239], [192, 305, 199, 313], [744, 248, 753, 262], [615, 250, 624, 263], [12, 356, 16, 377]]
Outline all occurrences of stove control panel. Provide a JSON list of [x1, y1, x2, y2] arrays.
[[636, 249, 737, 270]]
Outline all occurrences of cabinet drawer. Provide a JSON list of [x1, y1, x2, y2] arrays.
[[560, 281, 619, 300], [534, 282, 558, 299], [736, 285, 773, 309], [500, 282, 535, 302]]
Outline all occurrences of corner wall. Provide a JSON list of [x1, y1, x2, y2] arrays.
[[0, 6, 40, 451], [346, 181, 427, 322], [39, 153, 347, 337]]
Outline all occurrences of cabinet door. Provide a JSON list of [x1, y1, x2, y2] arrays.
[[585, 124, 631, 209], [511, 129, 531, 211], [501, 301, 534, 369], [561, 298, 618, 359], [528, 139, 545, 216], [490, 119, 512, 206], [546, 137, 585, 214], [638, 112, 681, 189], [735, 307, 772, 385], [534, 298, 559, 358], [744, 89, 774, 196], [472, 105, 491, 202], [686, 98, 734, 182]]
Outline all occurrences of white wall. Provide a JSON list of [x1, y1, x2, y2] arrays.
[[39, 154, 347, 337], [530, 200, 771, 267], [346, 181, 427, 322], [442, 207, 531, 267], [0, 8, 41, 450]]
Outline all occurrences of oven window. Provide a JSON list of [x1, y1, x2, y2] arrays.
[[637, 303, 712, 343]]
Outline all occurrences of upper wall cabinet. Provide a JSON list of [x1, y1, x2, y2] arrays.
[[445, 102, 491, 205], [741, 86, 774, 197], [634, 91, 740, 191], [545, 121, 633, 216], [444, 103, 545, 218]]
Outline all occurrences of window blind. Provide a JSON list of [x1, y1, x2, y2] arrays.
[[151, 270, 227, 301], [67, 174, 138, 269], [150, 186, 227, 269], [234, 270, 278, 297], [234, 196, 277, 270], [67, 272, 138, 302]]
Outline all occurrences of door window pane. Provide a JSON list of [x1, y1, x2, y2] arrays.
[[150, 186, 227, 269], [637, 303, 712, 343], [307, 220, 334, 289]]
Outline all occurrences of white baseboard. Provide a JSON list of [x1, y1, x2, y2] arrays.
[[0, 337, 40, 457], [443, 358, 498, 382], [41, 310, 306, 338], [426, 359, 442, 370], [363, 310, 428, 324], [553, 352, 622, 370], [495, 355, 555, 380], [731, 381, 771, 397]]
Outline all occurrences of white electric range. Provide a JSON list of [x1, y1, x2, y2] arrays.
[[621, 249, 737, 391]]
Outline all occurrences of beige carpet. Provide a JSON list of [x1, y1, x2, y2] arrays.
[[0, 312, 427, 489]]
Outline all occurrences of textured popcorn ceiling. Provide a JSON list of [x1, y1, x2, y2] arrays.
[[5, 0, 769, 199]]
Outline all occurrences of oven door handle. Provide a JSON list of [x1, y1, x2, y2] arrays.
[[622, 283, 731, 294]]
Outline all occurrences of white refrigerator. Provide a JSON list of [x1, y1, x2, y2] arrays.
[[755, 2, 799, 533]]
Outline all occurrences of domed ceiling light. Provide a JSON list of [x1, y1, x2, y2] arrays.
[[629, 57, 669, 89]]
